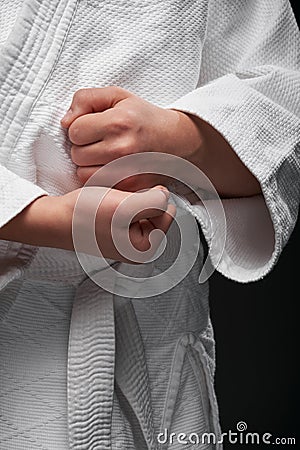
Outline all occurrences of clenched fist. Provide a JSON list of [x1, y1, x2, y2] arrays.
[[61, 86, 204, 191], [61, 86, 261, 197], [0, 186, 175, 263]]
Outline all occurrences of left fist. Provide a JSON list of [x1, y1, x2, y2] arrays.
[[61, 86, 203, 191]]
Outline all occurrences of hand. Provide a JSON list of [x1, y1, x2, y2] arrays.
[[61, 86, 261, 197], [67, 185, 175, 262], [0, 186, 175, 263], [61, 86, 204, 191]]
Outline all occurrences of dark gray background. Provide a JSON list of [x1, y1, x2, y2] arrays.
[[210, 2, 299, 447]]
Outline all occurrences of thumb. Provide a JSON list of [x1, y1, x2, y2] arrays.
[[115, 187, 171, 227], [61, 86, 131, 128]]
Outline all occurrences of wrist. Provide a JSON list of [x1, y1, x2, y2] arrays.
[[0, 194, 74, 250], [164, 109, 205, 164]]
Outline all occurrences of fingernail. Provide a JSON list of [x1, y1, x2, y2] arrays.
[[61, 108, 73, 125]]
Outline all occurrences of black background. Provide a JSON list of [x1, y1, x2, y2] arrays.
[[209, 2, 299, 448]]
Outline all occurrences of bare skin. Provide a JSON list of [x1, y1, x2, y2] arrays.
[[62, 86, 261, 197], [0, 187, 174, 262], [0, 86, 260, 256]]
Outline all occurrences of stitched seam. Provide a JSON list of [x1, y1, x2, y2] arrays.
[[0, 1, 45, 150], [3, 1, 62, 162], [9, 0, 80, 161], [1, 1, 78, 167]]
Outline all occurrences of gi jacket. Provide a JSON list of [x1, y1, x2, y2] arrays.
[[0, 1, 299, 449]]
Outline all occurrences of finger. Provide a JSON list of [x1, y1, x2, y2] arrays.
[[148, 203, 176, 234], [71, 141, 120, 166], [68, 107, 128, 146], [76, 167, 166, 191], [132, 185, 170, 223], [114, 188, 170, 227], [114, 174, 167, 192], [128, 220, 154, 253], [61, 86, 131, 128], [129, 205, 176, 255], [68, 112, 109, 146], [129, 187, 171, 223], [77, 166, 102, 184], [76, 163, 160, 189]]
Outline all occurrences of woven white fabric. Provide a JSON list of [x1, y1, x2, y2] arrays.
[[0, 0, 22, 46], [169, 0, 300, 281], [0, 0, 299, 449]]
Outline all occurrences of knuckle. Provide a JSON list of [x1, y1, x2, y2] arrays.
[[124, 136, 138, 154], [153, 190, 168, 211], [108, 85, 119, 95], [119, 114, 132, 131], [125, 106, 139, 122], [158, 194, 168, 211], [73, 88, 88, 103], [123, 108, 139, 128], [113, 137, 137, 157], [111, 112, 132, 132], [108, 85, 124, 97], [118, 138, 132, 155]]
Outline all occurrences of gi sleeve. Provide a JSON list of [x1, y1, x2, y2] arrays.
[[0, 164, 47, 228], [0, 3, 48, 230], [169, 0, 300, 282]]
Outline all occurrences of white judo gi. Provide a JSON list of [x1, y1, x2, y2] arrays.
[[0, 0, 299, 449]]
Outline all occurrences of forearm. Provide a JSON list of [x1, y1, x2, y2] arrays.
[[0, 195, 73, 250], [175, 111, 261, 198], [61, 86, 261, 198], [0, 186, 173, 262]]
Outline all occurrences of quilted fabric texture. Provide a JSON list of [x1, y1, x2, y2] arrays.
[[0, 0, 299, 449], [170, 0, 300, 281], [0, 0, 22, 46]]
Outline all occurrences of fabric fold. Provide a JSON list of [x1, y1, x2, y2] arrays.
[[68, 278, 115, 450], [114, 297, 158, 450], [0, 0, 78, 228], [168, 0, 300, 282]]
